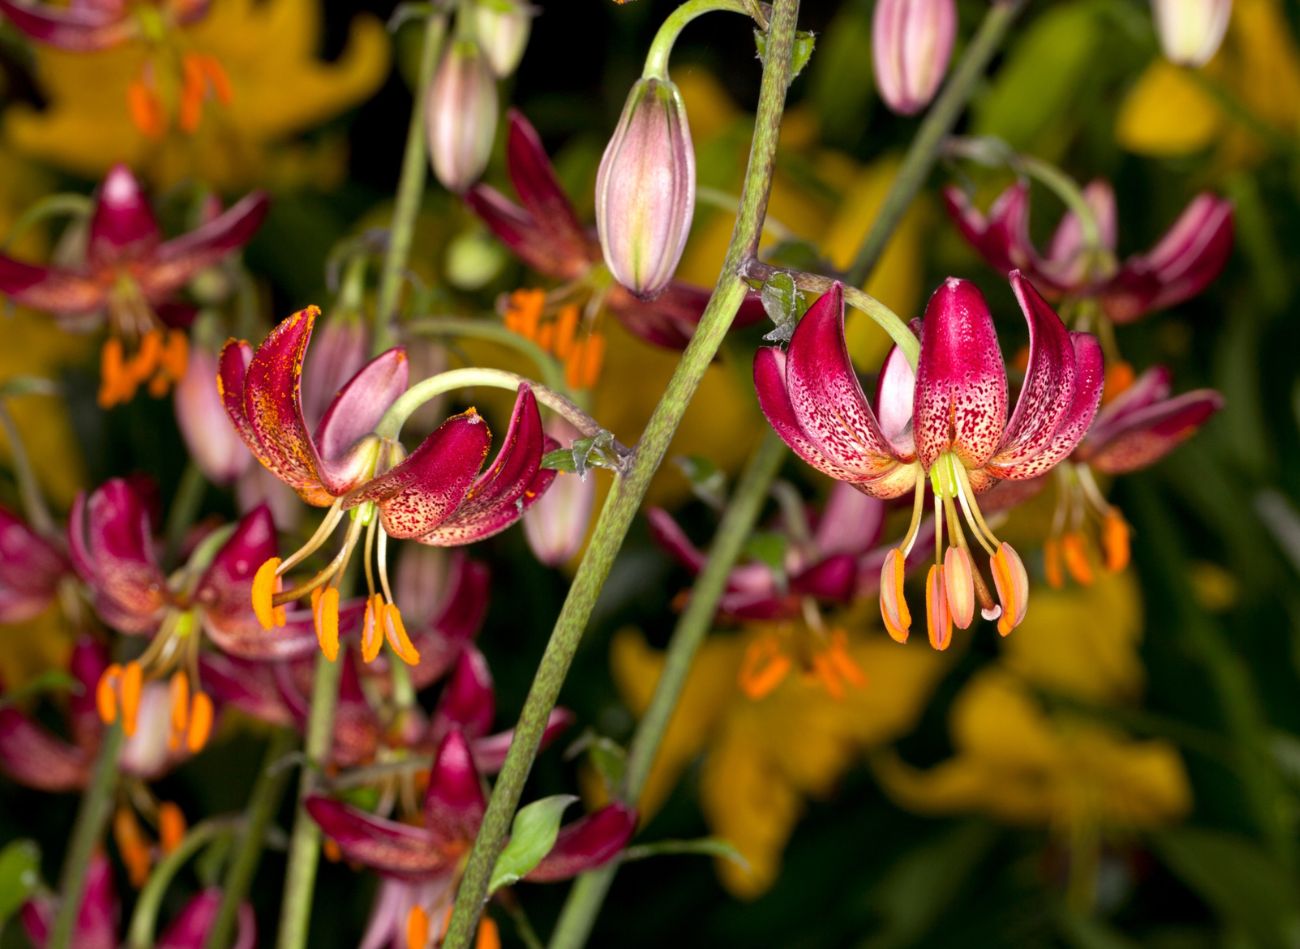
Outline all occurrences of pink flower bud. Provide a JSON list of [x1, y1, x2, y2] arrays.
[[523, 420, 595, 566], [474, 0, 533, 77], [1151, 0, 1232, 67], [872, 0, 957, 115], [174, 345, 251, 484], [595, 77, 695, 299], [425, 40, 499, 193]]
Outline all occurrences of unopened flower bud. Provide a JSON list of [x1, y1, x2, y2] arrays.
[[595, 77, 695, 299], [426, 40, 499, 193], [524, 419, 595, 566], [1151, 0, 1232, 67], [474, 0, 533, 77], [175, 345, 250, 484], [872, 0, 957, 116]]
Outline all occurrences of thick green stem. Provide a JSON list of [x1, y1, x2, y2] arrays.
[[127, 818, 240, 949], [373, 13, 448, 354], [205, 729, 296, 949], [643, 0, 755, 80], [405, 316, 568, 392], [440, 2, 800, 945], [845, 0, 1026, 287], [49, 723, 124, 949], [274, 653, 344, 949]]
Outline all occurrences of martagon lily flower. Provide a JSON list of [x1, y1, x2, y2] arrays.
[[0, 504, 69, 623], [755, 273, 1104, 649], [466, 110, 765, 387], [945, 179, 1233, 324], [0, 164, 268, 407], [220, 307, 554, 665]]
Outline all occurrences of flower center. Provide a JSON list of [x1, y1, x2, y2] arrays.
[[100, 279, 188, 407], [504, 285, 607, 390], [737, 616, 866, 702], [1044, 462, 1131, 589]]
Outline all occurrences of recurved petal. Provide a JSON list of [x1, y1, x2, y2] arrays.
[[0, 707, 91, 791], [242, 308, 332, 504], [790, 554, 859, 603], [469, 708, 573, 774], [87, 165, 161, 267], [463, 185, 579, 278], [432, 647, 496, 740], [992, 273, 1078, 468], [815, 482, 887, 558], [914, 279, 1008, 469], [175, 345, 252, 485], [69, 480, 168, 633], [1046, 179, 1118, 273], [504, 110, 592, 262], [423, 730, 487, 849], [0, 506, 67, 623], [197, 655, 295, 728], [526, 803, 637, 882], [943, 182, 1037, 280], [1093, 365, 1172, 432], [305, 797, 444, 877], [608, 281, 766, 351], [646, 508, 706, 574], [68, 636, 108, 749], [315, 347, 409, 495], [20, 853, 117, 949], [875, 343, 917, 455], [0, 254, 106, 315], [217, 339, 265, 461], [142, 192, 270, 301], [0, 0, 131, 50], [1081, 388, 1223, 474]]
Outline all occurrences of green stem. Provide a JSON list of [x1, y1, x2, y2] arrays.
[[274, 652, 344, 949], [405, 316, 568, 392], [643, 0, 756, 80], [0, 398, 56, 537], [845, 0, 1026, 287], [375, 367, 615, 447], [126, 818, 240, 949], [373, 12, 449, 354], [164, 461, 207, 565], [49, 724, 124, 949], [205, 729, 297, 949], [441, 3, 800, 945]]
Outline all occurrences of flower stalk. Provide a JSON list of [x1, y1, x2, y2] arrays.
[[439, 1, 801, 944], [642, 0, 759, 81]]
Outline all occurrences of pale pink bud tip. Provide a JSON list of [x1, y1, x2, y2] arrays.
[[426, 40, 499, 193], [872, 0, 957, 116], [1151, 0, 1232, 67], [595, 77, 696, 300]]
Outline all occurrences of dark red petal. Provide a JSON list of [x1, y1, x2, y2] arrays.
[[87, 165, 161, 268], [68, 636, 108, 749], [197, 655, 295, 728], [608, 282, 767, 351], [431, 647, 496, 741], [156, 889, 255, 949], [407, 557, 491, 690], [0, 254, 106, 314], [0, 707, 91, 791], [813, 482, 886, 556], [646, 507, 706, 575], [0, 505, 67, 623], [469, 708, 573, 774], [71, 480, 168, 633], [1082, 388, 1223, 474], [790, 554, 858, 602], [305, 797, 444, 877], [141, 191, 270, 302], [0, 0, 131, 50], [464, 185, 578, 278], [504, 110, 591, 261], [526, 803, 637, 882], [423, 730, 486, 849]]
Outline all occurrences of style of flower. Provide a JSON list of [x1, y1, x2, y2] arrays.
[[21, 852, 256, 948], [220, 307, 554, 665], [1044, 367, 1223, 586], [466, 111, 765, 388], [69, 478, 323, 754], [306, 732, 632, 948], [610, 624, 947, 896], [944, 179, 1233, 324], [4, 0, 389, 190], [0, 504, 69, 623], [755, 274, 1104, 649], [0, 164, 267, 407]]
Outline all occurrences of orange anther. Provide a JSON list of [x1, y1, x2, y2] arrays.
[[199, 55, 233, 105], [1044, 537, 1065, 589], [926, 565, 952, 651], [809, 651, 846, 700], [96, 664, 121, 725], [99, 338, 132, 408], [179, 54, 206, 133], [251, 558, 283, 630], [130, 330, 164, 384], [553, 305, 580, 359], [127, 79, 165, 139], [1102, 360, 1136, 404], [383, 603, 421, 666], [1102, 509, 1131, 573], [477, 918, 501, 949], [158, 802, 186, 854], [169, 671, 190, 736], [737, 634, 792, 700], [990, 543, 1029, 636], [580, 332, 605, 389], [322, 839, 342, 862], [119, 661, 143, 738], [504, 289, 545, 339], [113, 807, 151, 888], [406, 905, 430, 949], [879, 548, 911, 643], [1061, 532, 1095, 586], [161, 330, 189, 382], [315, 587, 341, 662], [187, 692, 214, 753], [361, 594, 384, 663], [825, 630, 866, 688], [536, 320, 555, 352]]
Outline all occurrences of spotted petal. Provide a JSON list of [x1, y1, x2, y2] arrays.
[[1080, 388, 1223, 475], [305, 797, 444, 878], [526, 803, 637, 882], [0, 255, 106, 315], [914, 278, 1008, 470], [69, 479, 168, 633], [0, 706, 90, 791]]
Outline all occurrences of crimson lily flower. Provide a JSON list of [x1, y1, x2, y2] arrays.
[[0, 165, 267, 406], [465, 111, 765, 384], [307, 731, 634, 947], [945, 179, 1233, 324], [0, 504, 69, 623], [21, 853, 255, 949], [755, 273, 1104, 649], [1041, 367, 1223, 587], [221, 307, 554, 667], [68, 478, 326, 753]]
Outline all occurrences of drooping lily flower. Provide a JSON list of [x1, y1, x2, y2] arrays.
[[755, 274, 1104, 649], [1042, 367, 1223, 586], [21, 852, 256, 949], [0, 504, 69, 623], [307, 730, 634, 949], [945, 179, 1233, 324], [68, 478, 325, 754], [523, 417, 596, 566], [219, 307, 554, 665], [0, 164, 268, 406], [465, 111, 765, 387]]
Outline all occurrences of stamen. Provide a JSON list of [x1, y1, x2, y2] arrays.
[[1044, 537, 1065, 589], [179, 54, 206, 133], [99, 338, 130, 408], [161, 330, 188, 383], [943, 547, 976, 629], [899, 476, 928, 557], [406, 905, 430, 949], [950, 462, 999, 556], [738, 633, 792, 700], [382, 604, 421, 666], [1061, 533, 1095, 585], [554, 305, 580, 359], [315, 588, 341, 662], [477, 918, 502, 949], [113, 807, 152, 888], [361, 594, 384, 663], [809, 651, 846, 699], [252, 558, 283, 629], [187, 692, 214, 753], [97, 663, 121, 725], [504, 288, 545, 338], [119, 661, 143, 738], [127, 78, 165, 138], [168, 671, 190, 751], [158, 802, 186, 854], [199, 55, 233, 104], [990, 543, 1029, 636], [879, 548, 911, 643], [322, 839, 342, 862], [825, 629, 867, 688], [130, 330, 164, 384], [278, 500, 347, 575], [926, 565, 952, 651], [1102, 509, 1131, 572]]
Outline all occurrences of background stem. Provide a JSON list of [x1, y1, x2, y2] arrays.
[[439, 2, 801, 945], [126, 818, 239, 949]]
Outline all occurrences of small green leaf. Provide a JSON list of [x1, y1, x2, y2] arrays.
[[753, 30, 816, 83], [622, 837, 749, 870], [0, 840, 41, 925], [488, 795, 577, 895], [674, 455, 727, 509], [541, 431, 618, 476], [760, 272, 800, 324], [744, 531, 788, 594]]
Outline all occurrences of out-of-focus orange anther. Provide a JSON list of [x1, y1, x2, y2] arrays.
[[553, 305, 580, 359], [97, 664, 121, 725], [119, 661, 143, 737], [825, 629, 866, 688], [564, 333, 605, 390], [1061, 532, 1095, 585], [1102, 509, 1131, 573], [199, 55, 233, 104], [809, 652, 845, 699], [131, 330, 164, 383], [161, 330, 189, 382], [322, 839, 342, 862], [113, 807, 152, 888], [504, 288, 545, 338], [158, 802, 186, 854], [168, 671, 190, 750], [738, 633, 792, 700], [99, 338, 132, 408], [179, 55, 205, 133], [1044, 537, 1065, 589], [252, 558, 283, 629], [127, 79, 165, 139], [477, 918, 501, 949], [187, 691, 214, 752], [1102, 360, 1136, 405], [406, 905, 430, 949]]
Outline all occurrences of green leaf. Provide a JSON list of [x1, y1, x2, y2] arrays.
[[0, 840, 41, 926], [1151, 828, 1300, 947], [753, 30, 817, 84], [541, 431, 618, 476], [759, 270, 804, 338], [488, 795, 577, 895]]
